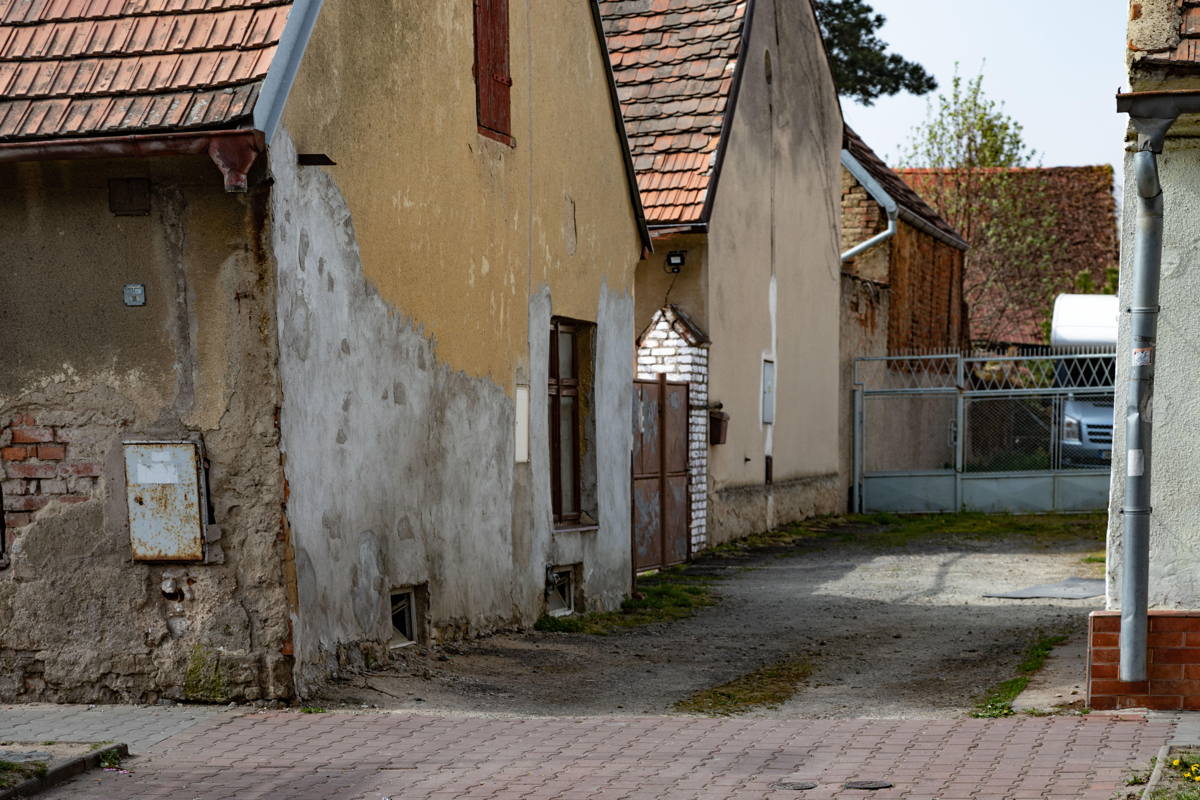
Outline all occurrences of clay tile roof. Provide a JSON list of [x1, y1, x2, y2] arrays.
[[843, 125, 966, 249], [599, 0, 746, 225], [1142, 0, 1200, 67], [0, 0, 292, 142], [897, 165, 1119, 346]]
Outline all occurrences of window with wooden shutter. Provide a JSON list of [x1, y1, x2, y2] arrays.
[[473, 0, 513, 145]]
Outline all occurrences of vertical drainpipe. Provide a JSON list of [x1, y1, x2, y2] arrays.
[[1114, 90, 1200, 681], [1120, 148, 1162, 682]]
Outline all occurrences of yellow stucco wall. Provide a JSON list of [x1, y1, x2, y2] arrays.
[[281, 0, 643, 390], [635, 235, 708, 335]]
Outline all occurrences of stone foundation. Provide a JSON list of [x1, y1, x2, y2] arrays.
[[707, 473, 840, 546], [1089, 610, 1200, 711]]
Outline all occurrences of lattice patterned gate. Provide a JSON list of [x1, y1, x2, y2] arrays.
[[852, 350, 1116, 513]]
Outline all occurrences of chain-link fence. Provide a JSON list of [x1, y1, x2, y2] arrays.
[[853, 349, 1116, 513]]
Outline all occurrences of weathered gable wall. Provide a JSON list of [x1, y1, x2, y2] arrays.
[[704, 0, 843, 542], [0, 157, 292, 703], [273, 1, 642, 692]]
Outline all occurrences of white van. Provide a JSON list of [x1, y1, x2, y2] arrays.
[[1050, 294, 1117, 466]]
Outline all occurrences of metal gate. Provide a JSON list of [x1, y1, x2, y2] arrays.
[[852, 350, 1116, 513], [632, 376, 690, 571]]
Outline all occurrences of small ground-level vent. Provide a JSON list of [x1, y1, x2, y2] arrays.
[[547, 566, 577, 617], [389, 585, 427, 648]]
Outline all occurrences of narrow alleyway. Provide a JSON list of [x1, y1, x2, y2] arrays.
[[322, 519, 1102, 718]]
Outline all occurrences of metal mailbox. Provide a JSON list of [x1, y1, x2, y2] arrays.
[[124, 442, 204, 562]]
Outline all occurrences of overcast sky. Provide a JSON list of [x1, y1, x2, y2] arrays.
[[841, 0, 1129, 178]]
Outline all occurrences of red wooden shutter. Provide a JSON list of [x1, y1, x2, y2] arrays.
[[474, 0, 512, 142]]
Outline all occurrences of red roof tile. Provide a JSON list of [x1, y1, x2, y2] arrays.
[[898, 166, 1118, 346], [0, 0, 291, 141], [599, 0, 746, 225]]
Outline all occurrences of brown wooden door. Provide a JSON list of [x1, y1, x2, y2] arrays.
[[632, 376, 690, 572]]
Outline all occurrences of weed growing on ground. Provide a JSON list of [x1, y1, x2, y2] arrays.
[[971, 633, 1069, 718], [673, 658, 812, 716], [1138, 751, 1200, 799], [0, 759, 48, 790], [535, 568, 717, 635], [98, 749, 122, 769], [711, 512, 1105, 558], [299, 706, 327, 714]]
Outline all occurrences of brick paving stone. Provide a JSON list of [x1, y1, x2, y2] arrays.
[[13, 709, 1175, 800]]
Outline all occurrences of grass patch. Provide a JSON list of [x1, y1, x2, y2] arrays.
[[98, 749, 122, 769], [971, 633, 1069, 718], [673, 658, 812, 716], [534, 568, 717, 635], [710, 512, 1105, 558], [299, 706, 326, 714], [0, 759, 48, 790]]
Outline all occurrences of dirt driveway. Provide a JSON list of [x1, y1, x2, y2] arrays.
[[320, 515, 1105, 719]]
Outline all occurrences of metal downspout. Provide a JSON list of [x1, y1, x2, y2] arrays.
[[1113, 89, 1200, 681], [840, 149, 898, 262], [1120, 149, 1162, 682]]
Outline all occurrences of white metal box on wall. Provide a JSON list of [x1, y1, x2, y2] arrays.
[[123, 442, 204, 562]]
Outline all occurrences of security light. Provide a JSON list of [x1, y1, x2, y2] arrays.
[[665, 251, 687, 273]]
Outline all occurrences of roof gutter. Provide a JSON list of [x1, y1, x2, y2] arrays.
[[1114, 88, 1200, 683], [840, 148, 897, 261], [254, 0, 324, 143], [590, 0, 653, 254], [0, 128, 265, 192]]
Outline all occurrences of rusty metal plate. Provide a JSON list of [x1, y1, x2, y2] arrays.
[[633, 477, 662, 572], [124, 442, 203, 562], [664, 383, 688, 472]]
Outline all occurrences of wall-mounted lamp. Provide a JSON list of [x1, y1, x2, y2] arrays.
[[665, 251, 687, 274]]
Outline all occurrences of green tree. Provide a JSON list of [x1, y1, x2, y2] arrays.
[[900, 70, 1063, 347], [813, 0, 937, 106]]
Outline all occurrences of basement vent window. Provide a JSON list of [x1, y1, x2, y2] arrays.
[[390, 591, 416, 647], [547, 567, 576, 617]]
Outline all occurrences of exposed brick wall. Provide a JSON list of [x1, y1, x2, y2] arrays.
[[637, 309, 709, 553], [888, 221, 967, 353], [1, 414, 101, 530], [1089, 611, 1200, 711], [840, 167, 890, 285]]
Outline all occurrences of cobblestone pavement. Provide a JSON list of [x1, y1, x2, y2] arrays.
[[0, 704, 229, 753], [17, 709, 1174, 800]]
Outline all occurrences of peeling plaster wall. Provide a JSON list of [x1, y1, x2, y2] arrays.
[[269, 0, 642, 694], [704, 0, 842, 542], [271, 126, 635, 694], [1108, 138, 1200, 610], [0, 157, 292, 703]]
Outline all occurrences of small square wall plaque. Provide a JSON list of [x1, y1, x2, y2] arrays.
[[123, 284, 146, 307]]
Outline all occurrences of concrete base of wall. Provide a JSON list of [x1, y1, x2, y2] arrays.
[[1089, 610, 1200, 711], [707, 473, 839, 547]]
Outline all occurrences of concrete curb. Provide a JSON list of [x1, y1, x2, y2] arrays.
[[1139, 743, 1170, 800], [0, 743, 129, 799]]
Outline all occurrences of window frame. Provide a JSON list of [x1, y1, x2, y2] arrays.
[[472, 0, 515, 147], [549, 318, 582, 523]]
